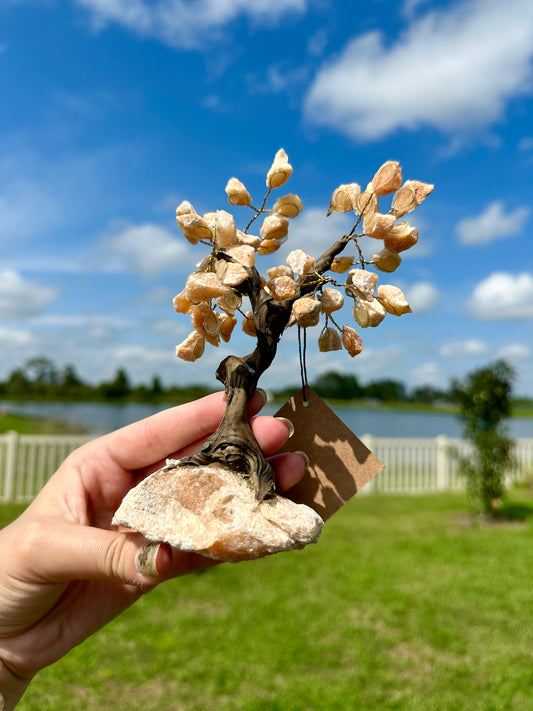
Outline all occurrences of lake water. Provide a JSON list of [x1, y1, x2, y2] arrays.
[[2, 399, 531, 439]]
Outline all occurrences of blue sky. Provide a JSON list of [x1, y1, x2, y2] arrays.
[[1, 0, 533, 396]]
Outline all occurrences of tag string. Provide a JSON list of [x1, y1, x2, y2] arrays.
[[298, 325, 309, 405]]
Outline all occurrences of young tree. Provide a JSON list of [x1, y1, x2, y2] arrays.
[[452, 360, 515, 515], [100, 368, 131, 400], [171, 150, 433, 501], [24, 356, 59, 396]]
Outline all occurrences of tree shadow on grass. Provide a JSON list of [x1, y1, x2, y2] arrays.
[[496, 500, 533, 523]]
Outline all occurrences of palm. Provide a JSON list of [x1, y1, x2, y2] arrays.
[[0, 394, 302, 679]]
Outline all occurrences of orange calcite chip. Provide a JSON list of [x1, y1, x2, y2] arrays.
[[327, 183, 361, 214], [225, 177, 252, 207], [342, 325, 363, 357], [319, 287, 344, 315], [391, 180, 434, 217], [215, 290, 242, 316], [377, 285, 412, 316], [353, 298, 386, 328], [371, 247, 402, 273], [267, 265, 293, 279], [330, 256, 354, 273], [357, 187, 378, 219], [176, 331, 205, 362], [371, 161, 402, 196], [384, 221, 418, 253], [363, 212, 396, 239], [226, 244, 256, 268], [257, 239, 282, 256], [184, 272, 231, 301], [286, 249, 314, 276], [234, 230, 261, 249], [267, 276, 297, 301], [292, 297, 321, 328], [272, 193, 304, 218], [203, 309, 221, 336], [176, 200, 195, 216], [173, 290, 193, 314], [221, 262, 249, 287], [190, 301, 210, 334], [204, 210, 237, 249], [266, 148, 293, 189], [318, 326, 342, 352], [177, 213, 212, 244], [219, 313, 237, 342], [260, 214, 289, 242], [242, 311, 256, 336], [347, 269, 378, 302]]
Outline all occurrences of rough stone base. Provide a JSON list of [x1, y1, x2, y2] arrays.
[[112, 461, 324, 563]]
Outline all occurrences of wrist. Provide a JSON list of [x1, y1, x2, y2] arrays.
[[0, 659, 31, 711]]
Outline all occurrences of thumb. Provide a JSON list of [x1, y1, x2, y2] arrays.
[[22, 517, 164, 587]]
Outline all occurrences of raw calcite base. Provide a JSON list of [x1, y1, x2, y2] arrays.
[[112, 461, 324, 563]]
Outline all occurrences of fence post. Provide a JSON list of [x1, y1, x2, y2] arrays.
[[436, 435, 449, 491], [4, 430, 18, 502], [361, 434, 377, 494]]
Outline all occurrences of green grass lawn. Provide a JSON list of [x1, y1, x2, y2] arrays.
[[0, 412, 86, 434], [5, 491, 533, 711]]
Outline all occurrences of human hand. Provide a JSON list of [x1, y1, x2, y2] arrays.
[[0, 391, 304, 708]]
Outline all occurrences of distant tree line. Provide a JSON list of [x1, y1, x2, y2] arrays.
[[1, 357, 527, 409], [0, 357, 212, 403], [273, 370, 453, 405]]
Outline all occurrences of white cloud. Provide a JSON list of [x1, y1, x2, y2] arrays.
[[105, 223, 194, 276], [142, 287, 173, 305], [0, 326, 35, 348], [307, 28, 329, 57], [518, 136, 533, 151], [456, 201, 530, 245], [112, 344, 176, 364], [406, 282, 439, 312], [496, 342, 531, 361], [0, 176, 65, 244], [152, 318, 188, 336], [402, 0, 430, 19], [468, 271, 533, 319], [408, 362, 448, 390], [0, 270, 57, 319], [304, 0, 533, 140], [439, 339, 487, 358], [36, 314, 132, 330], [247, 62, 310, 95], [354, 344, 406, 381], [75, 0, 307, 50]]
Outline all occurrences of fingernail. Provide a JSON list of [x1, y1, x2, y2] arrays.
[[275, 416, 295, 438], [257, 388, 268, 406], [136, 541, 161, 577], [294, 450, 310, 467]]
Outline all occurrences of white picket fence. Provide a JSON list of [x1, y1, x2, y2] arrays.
[[0, 432, 92, 503], [360, 435, 533, 495], [1, 431, 532, 503]]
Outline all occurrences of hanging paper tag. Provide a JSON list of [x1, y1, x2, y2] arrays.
[[275, 387, 384, 520]]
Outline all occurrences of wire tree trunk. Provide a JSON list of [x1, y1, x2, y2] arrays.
[[179, 235, 352, 501]]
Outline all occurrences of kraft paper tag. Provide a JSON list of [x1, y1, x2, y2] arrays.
[[275, 387, 384, 520]]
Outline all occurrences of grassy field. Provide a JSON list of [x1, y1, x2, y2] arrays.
[[0, 412, 86, 434], [4, 490, 533, 711]]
